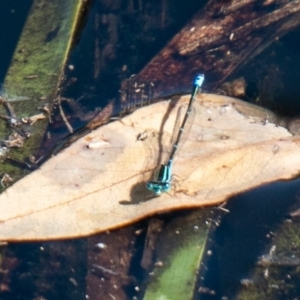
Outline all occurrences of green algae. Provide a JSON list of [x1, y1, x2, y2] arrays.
[[143, 209, 213, 300], [0, 0, 84, 184]]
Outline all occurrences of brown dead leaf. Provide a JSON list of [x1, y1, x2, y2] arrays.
[[0, 94, 300, 241]]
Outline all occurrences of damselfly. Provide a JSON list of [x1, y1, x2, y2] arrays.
[[146, 74, 205, 195]]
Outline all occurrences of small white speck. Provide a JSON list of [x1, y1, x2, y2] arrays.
[[69, 277, 78, 286], [154, 261, 163, 267], [87, 141, 110, 148], [264, 268, 269, 279], [262, 118, 269, 125], [95, 242, 107, 249], [219, 104, 232, 114], [137, 131, 148, 141], [0, 147, 8, 157], [269, 245, 276, 256], [135, 229, 143, 235]]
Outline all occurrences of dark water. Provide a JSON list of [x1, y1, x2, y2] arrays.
[[201, 178, 300, 299], [1, 0, 300, 299], [0, 0, 32, 85]]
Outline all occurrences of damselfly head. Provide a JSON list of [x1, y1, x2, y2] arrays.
[[146, 181, 170, 196], [195, 74, 205, 87]]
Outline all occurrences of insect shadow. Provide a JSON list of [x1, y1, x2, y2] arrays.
[[119, 181, 158, 205]]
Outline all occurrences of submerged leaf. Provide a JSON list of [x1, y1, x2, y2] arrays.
[[0, 94, 300, 241], [0, 0, 84, 175], [143, 210, 212, 300]]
